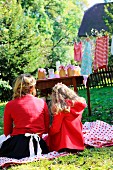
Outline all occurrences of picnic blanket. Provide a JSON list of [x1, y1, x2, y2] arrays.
[[0, 120, 113, 168], [83, 120, 113, 148], [0, 151, 68, 168]]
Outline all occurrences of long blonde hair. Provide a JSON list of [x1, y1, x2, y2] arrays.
[[13, 74, 36, 99], [51, 83, 86, 114]]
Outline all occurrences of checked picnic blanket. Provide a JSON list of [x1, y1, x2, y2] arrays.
[[0, 120, 113, 168]]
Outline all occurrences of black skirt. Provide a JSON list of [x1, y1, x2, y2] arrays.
[[0, 134, 49, 159]]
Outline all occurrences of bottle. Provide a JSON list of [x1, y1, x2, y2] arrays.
[[48, 69, 55, 78], [55, 70, 60, 78]]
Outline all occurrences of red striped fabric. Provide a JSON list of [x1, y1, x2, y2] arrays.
[[74, 42, 82, 62], [93, 35, 109, 72]]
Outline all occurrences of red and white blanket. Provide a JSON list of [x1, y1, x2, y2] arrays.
[[0, 120, 113, 168], [0, 151, 68, 168], [83, 120, 113, 147]]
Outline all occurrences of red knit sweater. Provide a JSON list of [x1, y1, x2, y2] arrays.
[[4, 94, 50, 137]]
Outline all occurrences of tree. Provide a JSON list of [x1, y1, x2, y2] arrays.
[[0, 0, 49, 85], [0, 0, 88, 86], [20, 0, 88, 68], [104, 2, 113, 65], [104, 0, 113, 2]]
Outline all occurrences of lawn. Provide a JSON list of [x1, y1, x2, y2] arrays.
[[0, 86, 113, 170]]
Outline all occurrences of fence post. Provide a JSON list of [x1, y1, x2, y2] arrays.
[[86, 77, 91, 116]]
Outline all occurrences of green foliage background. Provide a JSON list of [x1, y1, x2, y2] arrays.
[[0, 0, 113, 102], [104, 2, 113, 66], [0, 0, 88, 85]]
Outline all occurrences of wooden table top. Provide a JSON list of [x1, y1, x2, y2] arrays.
[[36, 76, 84, 90]]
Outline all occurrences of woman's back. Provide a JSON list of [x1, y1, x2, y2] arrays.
[[0, 74, 50, 158], [4, 94, 50, 137]]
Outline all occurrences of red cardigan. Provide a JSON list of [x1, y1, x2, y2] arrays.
[[4, 94, 50, 137], [48, 100, 87, 151]]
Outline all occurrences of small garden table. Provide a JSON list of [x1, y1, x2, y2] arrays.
[[36, 76, 91, 116]]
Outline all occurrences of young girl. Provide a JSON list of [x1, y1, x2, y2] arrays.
[[0, 74, 50, 159], [48, 83, 87, 152]]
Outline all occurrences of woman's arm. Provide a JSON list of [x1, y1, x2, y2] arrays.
[[4, 103, 13, 136]]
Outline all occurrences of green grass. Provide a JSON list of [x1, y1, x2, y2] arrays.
[[78, 86, 113, 125], [0, 86, 113, 170]]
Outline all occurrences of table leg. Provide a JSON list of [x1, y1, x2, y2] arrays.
[[72, 77, 77, 92], [86, 77, 91, 116]]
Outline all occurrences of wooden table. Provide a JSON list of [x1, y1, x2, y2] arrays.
[[36, 76, 91, 116]]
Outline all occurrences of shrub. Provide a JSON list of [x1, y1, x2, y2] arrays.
[[0, 79, 12, 102]]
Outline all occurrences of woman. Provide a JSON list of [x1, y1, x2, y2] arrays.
[[0, 74, 50, 159]]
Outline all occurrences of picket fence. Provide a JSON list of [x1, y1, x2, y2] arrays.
[[78, 66, 113, 89]]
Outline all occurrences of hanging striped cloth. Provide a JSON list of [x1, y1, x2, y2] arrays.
[[74, 41, 82, 62], [93, 35, 109, 72]]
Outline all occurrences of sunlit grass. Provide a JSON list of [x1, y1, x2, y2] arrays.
[[78, 86, 113, 124]]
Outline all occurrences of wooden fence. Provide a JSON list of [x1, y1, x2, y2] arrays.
[[78, 66, 113, 89]]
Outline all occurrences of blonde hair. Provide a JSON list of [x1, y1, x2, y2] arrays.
[[51, 83, 86, 114], [13, 74, 36, 99]]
